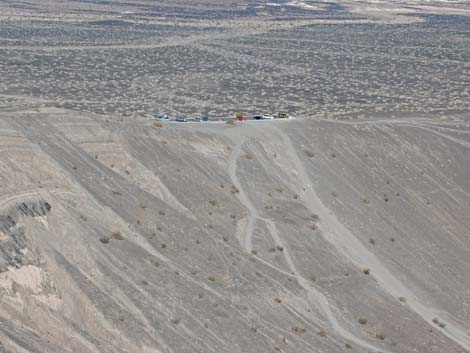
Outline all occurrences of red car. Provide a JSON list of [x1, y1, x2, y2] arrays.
[[236, 115, 247, 121]]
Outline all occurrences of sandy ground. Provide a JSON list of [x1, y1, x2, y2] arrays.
[[1, 1, 470, 352]]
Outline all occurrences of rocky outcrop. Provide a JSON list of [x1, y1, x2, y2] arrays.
[[0, 200, 51, 272]]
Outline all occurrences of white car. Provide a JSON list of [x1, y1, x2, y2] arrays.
[[262, 114, 274, 120], [156, 114, 170, 120]]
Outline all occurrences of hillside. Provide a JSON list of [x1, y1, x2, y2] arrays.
[[1, 1, 470, 352]]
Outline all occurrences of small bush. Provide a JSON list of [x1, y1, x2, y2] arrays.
[[99, 236, 110, 244], [376, 332, 386, 340], [363, 268, 371, 275], [398, 296, 407, 303], [208, 275, 216, 282], [432, 317, 446, 328], [111, 231, 123, 240], [209, 200, 217, 206], [305, 149, 315, 158], [153, 121, 162, 127], [317, 330, 327, 337], [274, 298, 282, 303], [292, 326, 306, 334], [345, 343, 352, 349], [308, 275, 317, 282], [226, 119, 235, 125], [358, 318, 368, 325]]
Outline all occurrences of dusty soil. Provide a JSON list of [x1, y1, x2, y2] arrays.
[[0, 1, 469, 353]]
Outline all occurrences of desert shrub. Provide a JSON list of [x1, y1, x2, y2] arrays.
[[99, 236, 110, 244], [226, 119, 235, 125], [358, 318, 368, 325], [276, 245, 284, 252], [111, 231, 123, 240], [161, 243, 167, 249], [305, 149, 315, 157], [376, 332, 386, 340], [317, 330, 327, 337], [274, 298, 282, 303], [153, 121, 162, 127], [432, 317, 446, 328], [209, 200, 217, 206], [292, 326, 306, 334], [245, 153, 254, 160], [345, 343, 352, 349], [398, 296, 407, 303], [208, 275, 216, 282], [363, 268, 371, 275]]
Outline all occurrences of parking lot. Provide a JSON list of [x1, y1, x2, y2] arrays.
[[152, 113, 292, 123]]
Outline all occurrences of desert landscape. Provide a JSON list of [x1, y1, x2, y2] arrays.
[[0, 1, 469, 352]]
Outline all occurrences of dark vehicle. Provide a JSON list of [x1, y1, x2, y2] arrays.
[[201, 117, 209, 121], [175, 117, 187, 122], [253, 115, 263, 120]]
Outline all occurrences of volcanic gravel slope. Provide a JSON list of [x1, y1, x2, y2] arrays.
[[0, 1, 470, 353]]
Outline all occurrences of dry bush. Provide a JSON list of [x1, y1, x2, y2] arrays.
[[208, 275, 216, 282], [358, 318, 368, 325], [111, 231, 123, 240], [292, 326, 306, 334], [376, 332, 386, 340], [305, 149, 315, 157], [153, 121, 162, 127], [99, 236, 110, 244], [226, 119, 235, 125]]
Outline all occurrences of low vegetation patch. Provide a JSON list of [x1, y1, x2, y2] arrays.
[[292, 326, 306, 334], [305, 149, 315, 158]]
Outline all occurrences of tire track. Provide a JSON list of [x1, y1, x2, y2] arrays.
[[227, 136, 390, 353], [276, 126, 470, 351]]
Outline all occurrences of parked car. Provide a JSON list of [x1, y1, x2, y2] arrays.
[[236, 115, 247, 121], [253, 115, 263, 120], [278, 113, 290, 119], [175, 117, 187, 122], [201, 117, 209, 122], [156, 114, 170, 120], [262, 114, 274, 120], [193, 117, 202, 122]]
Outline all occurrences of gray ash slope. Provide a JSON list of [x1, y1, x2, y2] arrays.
[[0, 1, 470, 353]]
